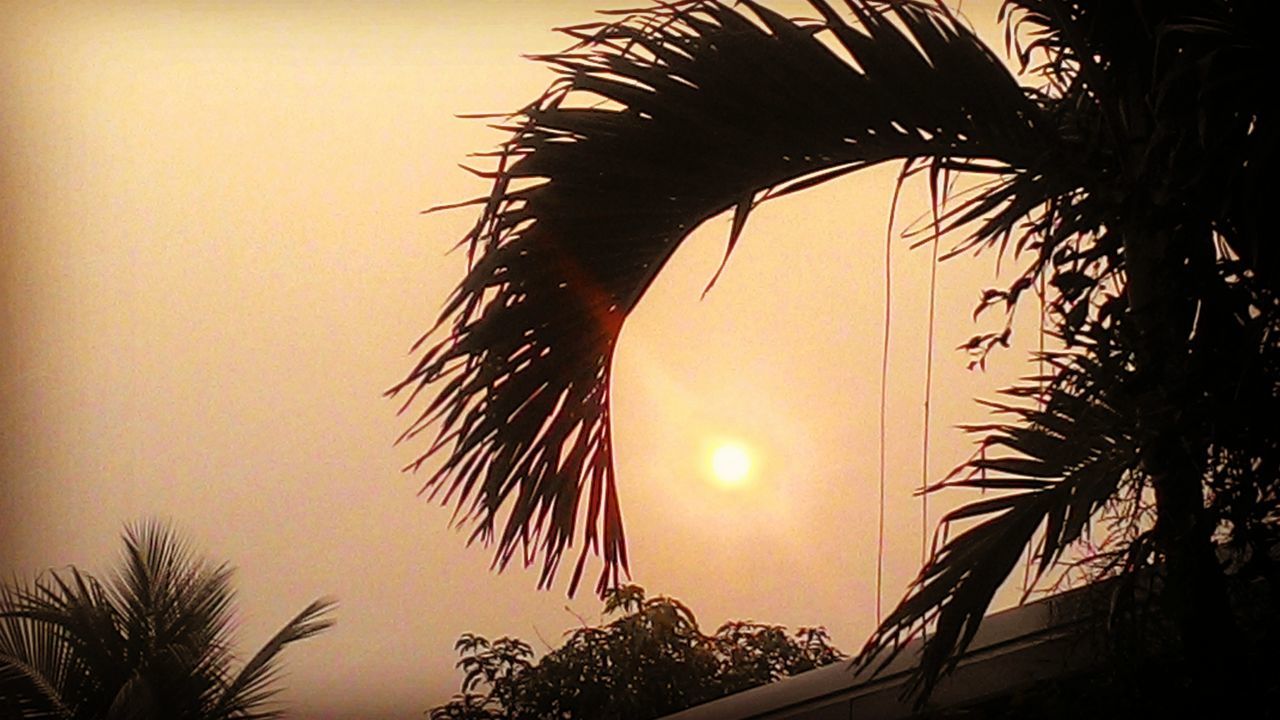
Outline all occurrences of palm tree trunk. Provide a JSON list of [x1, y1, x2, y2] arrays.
[[1122, 223, 1239, 707]]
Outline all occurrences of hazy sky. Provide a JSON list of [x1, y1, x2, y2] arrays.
[[2, 2, 1041, 717]]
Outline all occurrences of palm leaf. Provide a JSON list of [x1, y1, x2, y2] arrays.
[[216, 598, 337, 720], [7, 568, 126, 717], [392, 0, 1050, 596], [0, 583, 80, 720], [856, 327, 1141, 701], [109, 521, 238, 672]]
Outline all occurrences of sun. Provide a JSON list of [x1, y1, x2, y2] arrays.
[[710, 442, 752, 487]]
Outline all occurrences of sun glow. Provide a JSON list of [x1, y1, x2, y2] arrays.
[[710, 442, 752, 487]]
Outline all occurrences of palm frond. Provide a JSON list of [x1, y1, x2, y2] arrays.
[[857, 327, 1141, 701], [392, 0, 1049, 596], [12, 568, 126, 717], [217, 597, 337, 720], [109, 521, 238, 675], [0, 584, 80, 720]]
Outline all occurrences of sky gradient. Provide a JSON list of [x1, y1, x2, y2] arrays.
[[1, 2, 1044, 717]]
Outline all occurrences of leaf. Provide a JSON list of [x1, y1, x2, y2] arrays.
[[860, 326, 1142, 703]]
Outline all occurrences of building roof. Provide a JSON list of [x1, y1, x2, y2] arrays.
[[659, 585, 1106, 720]]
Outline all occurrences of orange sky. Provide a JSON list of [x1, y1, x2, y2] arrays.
[[2, 2, 1042, 717]]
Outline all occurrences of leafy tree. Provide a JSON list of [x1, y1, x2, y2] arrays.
[[427, 585, 842, 719], [0, 520, 335, 719], [393, 0, 1279, 704]]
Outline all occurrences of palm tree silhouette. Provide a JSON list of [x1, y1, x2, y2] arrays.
[[0, 520, 335, 719], [392, 0, 1278, 701]]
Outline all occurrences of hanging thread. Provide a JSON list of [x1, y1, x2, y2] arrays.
[[877, 163, 910, 623]]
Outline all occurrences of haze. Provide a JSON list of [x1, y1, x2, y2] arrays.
[[1, 2, 1033, 717]]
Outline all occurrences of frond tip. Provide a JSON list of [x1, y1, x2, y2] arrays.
[[392, 0, 1042, 596]]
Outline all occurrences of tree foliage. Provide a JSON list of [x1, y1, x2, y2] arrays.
[[0, 520, 335, 720], [394, 0, 1280, 703], [427, 585, 842, 720]]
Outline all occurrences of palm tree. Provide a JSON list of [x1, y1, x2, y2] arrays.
[[0, 520, 335, 719], [392, 0, 1278, 701]]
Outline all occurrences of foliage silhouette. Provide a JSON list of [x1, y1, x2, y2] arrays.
[[426, 585, 842, 719], [393, 0, 1280, 703], [0, 520, 335, 719]]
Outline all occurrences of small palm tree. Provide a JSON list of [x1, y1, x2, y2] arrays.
[[393, 0, 1278, 702], [0, 520, 335, 719]]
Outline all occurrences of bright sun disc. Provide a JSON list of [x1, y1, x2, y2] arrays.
[[710, 443, 751, 486]]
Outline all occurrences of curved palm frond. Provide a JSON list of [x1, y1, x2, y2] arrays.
[[392, 0, 1051, 596], [404, 0, 1280, 706], [217, 598, 337, 720]]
